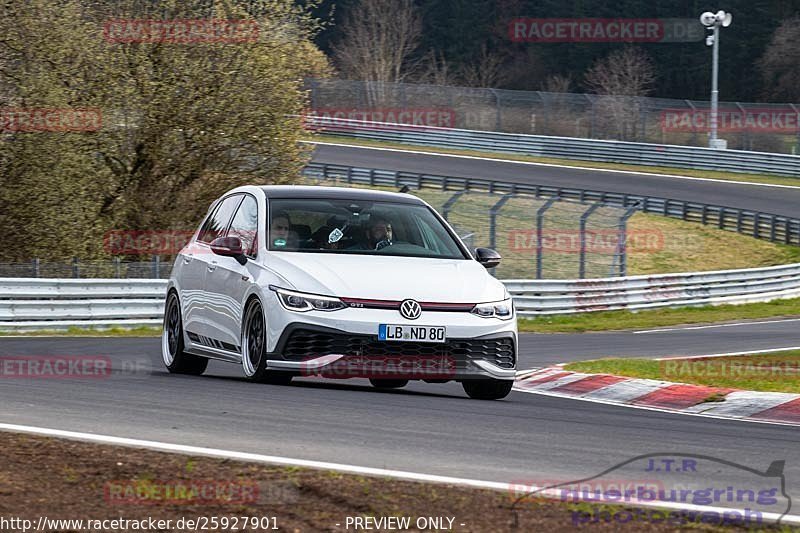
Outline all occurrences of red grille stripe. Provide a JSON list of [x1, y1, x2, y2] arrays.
[[340, 298, 475, 312]]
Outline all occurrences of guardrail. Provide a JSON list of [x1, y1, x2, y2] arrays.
[[305, 115, 800, 177], [505, 262, 800, 316], [303, 162, 800, 246], [2, 267, 799, 329], [0, 279, 166, 330]]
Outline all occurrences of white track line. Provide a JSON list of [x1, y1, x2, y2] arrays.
[[306, 140, 800, 191], [655, 346, 800, 361], [634, 318, 800, 334], [518, 372, 590, 391], [1, 422, 797, 526]]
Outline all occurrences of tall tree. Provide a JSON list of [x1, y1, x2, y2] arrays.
[[0, 0, 330, 261], [584, 47, 656, 96], [331, 0, 421, 105], [759, 16, 800, 101], [584, 46, 656, 140]]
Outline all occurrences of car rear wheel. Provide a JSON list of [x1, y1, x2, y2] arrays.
[[242, 299, 293, 385], [462, 379, 513, 400], [369, 378, 408, 389], [162, 292, 208, 375]]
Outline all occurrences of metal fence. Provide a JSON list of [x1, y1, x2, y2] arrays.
[[303, 164, 636, 279], [305, 115, 800, 177], [3, 263, 800, 330], [306, 78, 800, 155], [302, 162, 800, 247], [5, 163, 799, 281], [0, 258, 172, 279]]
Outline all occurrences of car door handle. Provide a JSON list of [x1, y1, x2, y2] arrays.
[[207, 262, 217, 273], [182, 254, 193, 264]]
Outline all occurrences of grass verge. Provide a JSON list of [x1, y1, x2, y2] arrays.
[[0, 326, 162, 337], [563, 351, 800, 394], [0, 432, 770, 531], [307, 134, 800, 188], [517, 298, 800, 333]]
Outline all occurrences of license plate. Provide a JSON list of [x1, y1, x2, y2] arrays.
[[378, 324, 446, 343]]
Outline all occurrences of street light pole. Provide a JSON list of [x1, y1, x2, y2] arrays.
[[700, 10, 732, 150], [710, 23, 720, 147]]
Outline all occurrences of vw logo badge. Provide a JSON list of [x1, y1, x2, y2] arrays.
[[399, 299, 422, 320]]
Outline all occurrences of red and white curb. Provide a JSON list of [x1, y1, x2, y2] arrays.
[[514, 367, 800, 425]]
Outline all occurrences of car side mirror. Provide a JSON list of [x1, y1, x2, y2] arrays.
[[475, 247, 501, 269], [210, 236, 248, 265]]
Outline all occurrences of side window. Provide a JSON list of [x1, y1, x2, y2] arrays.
[[229, 195, 259, 257], [198, 195, 243, 243]]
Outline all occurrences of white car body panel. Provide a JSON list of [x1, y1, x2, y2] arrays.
[[265, 252, 506, 303]]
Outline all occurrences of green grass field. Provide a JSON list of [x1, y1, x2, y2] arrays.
[[517, 298, 800, 333]]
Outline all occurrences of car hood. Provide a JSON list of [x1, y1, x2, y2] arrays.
[[264, 252, 506, 303]]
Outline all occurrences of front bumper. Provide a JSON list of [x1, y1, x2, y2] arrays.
[[265, 322, 517, 381]]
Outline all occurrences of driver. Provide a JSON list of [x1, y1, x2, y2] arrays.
[[350, 216, 393, 250]]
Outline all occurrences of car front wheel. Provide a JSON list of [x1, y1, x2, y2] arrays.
[[241, 299, 293, 385], [162, 292, 208, 375], [462, 379, 514, 400]]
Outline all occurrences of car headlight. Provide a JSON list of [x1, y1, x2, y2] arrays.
[[270, 286, 346, 312], [471, 298, 514, 320]]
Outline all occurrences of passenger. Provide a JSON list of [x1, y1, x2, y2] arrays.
[[270, 211, 293, 249]]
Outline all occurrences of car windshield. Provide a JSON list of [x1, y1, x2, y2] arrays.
[[267, 198, 469, 259]]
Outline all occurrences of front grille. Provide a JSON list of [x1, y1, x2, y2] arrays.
[[280, 329, 515, 369]]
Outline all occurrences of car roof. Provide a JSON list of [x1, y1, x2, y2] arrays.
[[259, 185, 425, 205]]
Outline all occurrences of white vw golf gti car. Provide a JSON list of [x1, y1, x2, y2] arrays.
[[163, 185, 517, 399]]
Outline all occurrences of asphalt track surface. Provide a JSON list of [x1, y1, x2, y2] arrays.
[[311, 143, 800, 217], [1, 332, 799, 513]]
